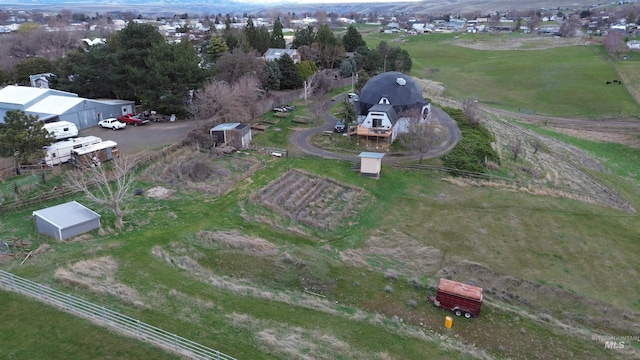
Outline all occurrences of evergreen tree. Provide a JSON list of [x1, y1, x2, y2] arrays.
[[291, 25, 316, 48], [342, 25, 366, 52], [256, 25, 270, 54], [207, 35, 229, 64], [223, 16, 238, 51], [260, 60, 281, 92], [16, 58, 53, 85], [277, 53, 302, 89], [270, 17, 286, 48], [244, 17, 259, 51], [0, 110, 54, 171]]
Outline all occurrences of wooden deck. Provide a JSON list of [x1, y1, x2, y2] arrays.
[[348, 125, 392, 138]]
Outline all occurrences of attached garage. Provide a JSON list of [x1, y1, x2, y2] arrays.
[[33, 201, 101, 240]]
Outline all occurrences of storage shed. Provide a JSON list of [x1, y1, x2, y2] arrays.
[[209, 122, 252, 149], [33, 201, 101, 240], [358, 152, 385, 178]]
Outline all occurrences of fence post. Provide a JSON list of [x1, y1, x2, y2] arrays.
[[38, 284, 43, 300], [67, 293, 72, 310], [102, 306, 106, 323], [10, 273, 15, 289], [137, 320, 141, 338], [173, 333, 178, 351]]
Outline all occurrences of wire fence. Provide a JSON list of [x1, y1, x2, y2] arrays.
[[0, 271, 235, 360]]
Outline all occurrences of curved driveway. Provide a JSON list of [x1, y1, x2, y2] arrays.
[[289, 94, 461, 162]]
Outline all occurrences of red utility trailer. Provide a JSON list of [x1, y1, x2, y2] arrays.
[[432, 278, 483, 318]]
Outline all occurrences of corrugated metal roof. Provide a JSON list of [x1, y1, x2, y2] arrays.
[[211, 122, 241, 131], [0, 86, 50, 105], [33, 201, 100, 229], [358, 152, 385, 159], [26, 95, 84, 115], [0, 86, 77, 106]]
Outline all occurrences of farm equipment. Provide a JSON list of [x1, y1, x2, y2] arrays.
[[430, 278, 483, 318]]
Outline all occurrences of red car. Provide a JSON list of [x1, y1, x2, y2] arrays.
[[117, 113, 149, 126]]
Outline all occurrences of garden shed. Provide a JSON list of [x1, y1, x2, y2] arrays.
[[209, 122, 252, 149], [33, 201, 101, 240], [358, 152, 385, 178]]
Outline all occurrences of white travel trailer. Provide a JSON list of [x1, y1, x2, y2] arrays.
[[43, 136, 103, 166], [70, 140, 118, 168], [44, 121, 79, 141]]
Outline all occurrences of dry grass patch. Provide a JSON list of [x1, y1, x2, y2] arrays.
[[54, 256, 143, 306], [195, 230, 278, 256], [141, 147, 261, 195], [448, 35, 590, 51], [228, 312, 395, 360]]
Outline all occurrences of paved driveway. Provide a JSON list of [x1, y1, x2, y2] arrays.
[[289, 94, 461, 162]]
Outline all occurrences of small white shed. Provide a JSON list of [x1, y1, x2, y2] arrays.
[[33, 201, 101, 240], [358, 152, 385, 178]]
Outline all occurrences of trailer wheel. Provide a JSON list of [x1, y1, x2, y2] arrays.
[[454, 310, 462, 317], [464, 312, 472, 319]]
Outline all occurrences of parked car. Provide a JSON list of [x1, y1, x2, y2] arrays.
[[334, 120, 347, 133], [98, 118, 126, 130], [117, 113, 149, 126]]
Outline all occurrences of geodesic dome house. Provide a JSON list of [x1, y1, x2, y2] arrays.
[[354, 72, 431, 143], [357, 71, 430, 120]]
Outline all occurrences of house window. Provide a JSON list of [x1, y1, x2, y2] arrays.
[[372, 118, 383, 127]]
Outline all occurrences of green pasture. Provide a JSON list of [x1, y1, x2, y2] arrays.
[[365, 32, 640, 118]]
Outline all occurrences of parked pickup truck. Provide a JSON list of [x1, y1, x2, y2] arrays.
[[117, 113, 149, 126]]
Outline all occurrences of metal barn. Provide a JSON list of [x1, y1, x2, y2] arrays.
[[33, 201, 101, 240]]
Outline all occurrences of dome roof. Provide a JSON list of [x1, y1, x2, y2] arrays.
[[357, 71, 427, 115]]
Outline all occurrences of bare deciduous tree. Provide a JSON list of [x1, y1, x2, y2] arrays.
[[66, 156, 138, 229], [603, 31, 625, 57], [194, 75, 260, 126], [399, 108, 445, 164], [462, 98, 480, 126]]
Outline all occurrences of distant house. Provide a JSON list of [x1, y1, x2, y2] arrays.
[[627, 40, 640, 50], [263, 48, 300, 63]]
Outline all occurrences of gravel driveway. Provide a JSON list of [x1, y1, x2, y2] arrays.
[[79, 120, 200, 155]]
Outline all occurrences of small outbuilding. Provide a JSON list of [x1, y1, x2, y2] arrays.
[[209, 122, 252, 149], [358, 152, 385, 178], [33, 201, 101, 240]]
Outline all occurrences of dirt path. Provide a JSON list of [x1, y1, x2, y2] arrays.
[[482, 106, 640, 148]]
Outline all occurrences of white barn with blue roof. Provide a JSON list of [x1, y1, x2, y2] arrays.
[[0, 85, 135, 129], [33, 201, 101, 240]]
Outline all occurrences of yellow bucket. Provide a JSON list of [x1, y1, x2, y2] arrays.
[[444, 316, 453, 329]]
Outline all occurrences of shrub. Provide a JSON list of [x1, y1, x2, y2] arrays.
[[441, 107, 500, 175]]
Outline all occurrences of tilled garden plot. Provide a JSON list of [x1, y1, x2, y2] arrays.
[[250, 169, 366, 231]]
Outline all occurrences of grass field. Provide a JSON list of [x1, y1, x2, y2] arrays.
[[2, 32, 640, 359], [368, 32, 640, 118]]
